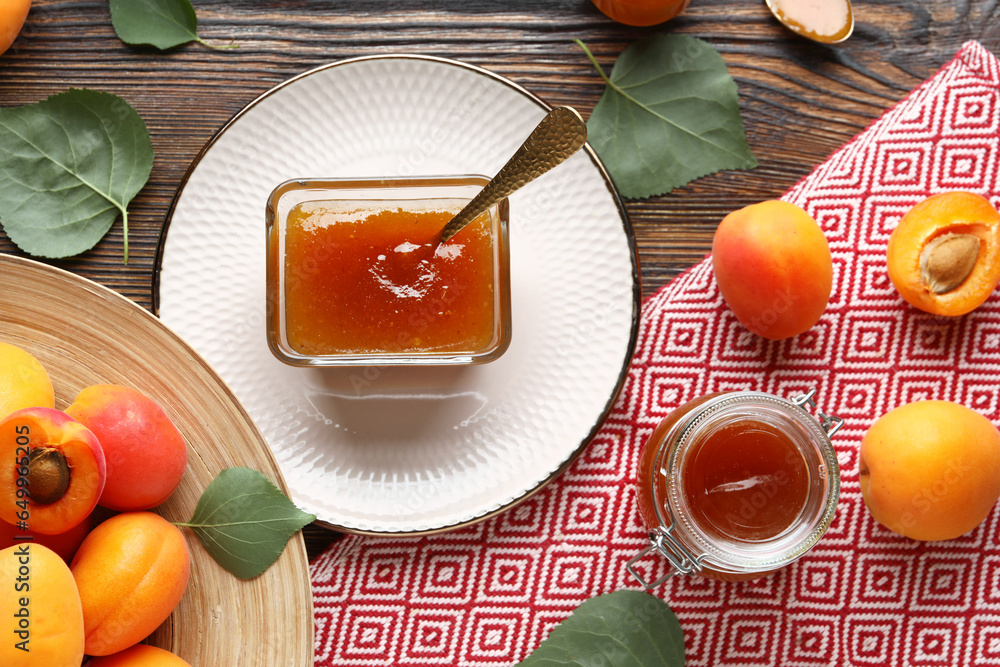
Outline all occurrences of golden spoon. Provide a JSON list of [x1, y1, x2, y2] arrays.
[[439, 106, 588, 244], [764, 0, 854, 44]]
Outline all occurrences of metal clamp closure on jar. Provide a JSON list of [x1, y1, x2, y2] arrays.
[[628, 388, 842, 588]]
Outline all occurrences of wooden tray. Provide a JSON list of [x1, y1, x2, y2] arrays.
[[0, 254, 314, 666]]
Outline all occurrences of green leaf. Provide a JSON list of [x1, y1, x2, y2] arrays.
[[176, 467, 316, 580], [518, 590, 685, 666], [110, 0, 204, 50], [579, 35, 757, 199], [0, 88, 153, 262]]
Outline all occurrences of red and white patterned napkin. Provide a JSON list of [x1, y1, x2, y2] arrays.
[[311, 41, 1000, 666]]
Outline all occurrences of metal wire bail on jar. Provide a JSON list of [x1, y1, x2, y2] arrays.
[[628, 389, 842, 588]]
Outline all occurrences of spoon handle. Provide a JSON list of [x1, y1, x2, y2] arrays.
[[439, 106, 588, 243]]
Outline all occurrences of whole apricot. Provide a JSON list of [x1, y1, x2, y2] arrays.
[[0, 0, 29, 57], [88, 643, 192, 666], [591, 0, 690, 26], [0, 340, 54, 420], [0, 510, 91, 562], [0, 407, 106, 535], [0, 543, 85, 667], [71, 511, 191, 656], [860, 400, 1000, 541], [887, 191, 1000, 316], [66, 384, 187, 511], [712, 200, 833, 340]]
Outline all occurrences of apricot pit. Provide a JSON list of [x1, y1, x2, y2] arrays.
[[887, 191, 1000, 316], [27, 446, 71, 505], [920, 232, 980, 294]]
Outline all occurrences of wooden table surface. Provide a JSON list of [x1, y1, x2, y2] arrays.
[[0, 0, 997, 561]]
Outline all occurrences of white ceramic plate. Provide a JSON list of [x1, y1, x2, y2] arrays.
[[156, 55, 639, 534]]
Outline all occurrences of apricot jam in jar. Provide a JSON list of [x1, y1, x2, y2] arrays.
[[266, 176, 511, 366], [630, 389, 842, 586]]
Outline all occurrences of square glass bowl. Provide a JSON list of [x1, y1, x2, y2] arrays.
[[266, 175, 511, 366]]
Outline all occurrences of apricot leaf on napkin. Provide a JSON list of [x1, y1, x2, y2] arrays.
[[578, 35, 757, 199], [0, 88, 152, 262], [110, 0, 214, 50], [176, 467, 316, 580], [518, 590, 685, 666]]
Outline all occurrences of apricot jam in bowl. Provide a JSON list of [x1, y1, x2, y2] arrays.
[[265, 175, 511, 366]]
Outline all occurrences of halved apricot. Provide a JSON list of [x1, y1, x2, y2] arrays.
[[0, 407, 106, 535], [887, 191, 1000, 316]]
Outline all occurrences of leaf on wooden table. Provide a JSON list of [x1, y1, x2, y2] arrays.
[[579, 35, 758, 199], [110, 0, 210, 50], [517, 590, 686, 666], [0, 88, 153, 262], [176, 467, 316, 580]]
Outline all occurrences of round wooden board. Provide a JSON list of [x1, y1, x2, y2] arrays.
[[0, 254, 314, 666]]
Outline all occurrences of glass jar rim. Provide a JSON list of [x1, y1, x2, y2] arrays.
[[650, 390, 841, 574]]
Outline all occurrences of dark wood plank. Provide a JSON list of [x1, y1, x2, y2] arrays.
[[0, 0, 996, 560]]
